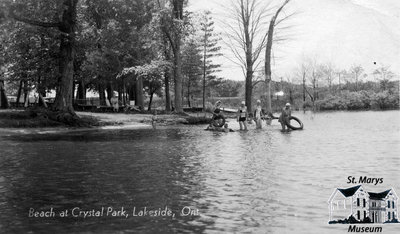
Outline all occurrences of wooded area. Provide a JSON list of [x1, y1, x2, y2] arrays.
[[0, 0, 225, 115], [0, 0, 398, 118]]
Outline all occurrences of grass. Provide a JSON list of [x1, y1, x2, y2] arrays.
[[0, 110, 63, 128], [0, 109, 103, 128]]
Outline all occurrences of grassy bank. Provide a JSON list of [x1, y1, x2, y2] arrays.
[[0, 109, 102, 128]]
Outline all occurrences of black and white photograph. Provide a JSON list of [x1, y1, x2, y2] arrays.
[[0, 0, 399, 233]]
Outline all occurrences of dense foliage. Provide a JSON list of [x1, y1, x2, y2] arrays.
[[0, 0, 222, 113]]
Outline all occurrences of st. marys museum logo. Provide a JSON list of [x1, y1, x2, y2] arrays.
[[327, 183, 399, 232]]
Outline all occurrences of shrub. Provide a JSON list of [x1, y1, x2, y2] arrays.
[[370, 91, 396, 109], [315, 90, 399, 111]]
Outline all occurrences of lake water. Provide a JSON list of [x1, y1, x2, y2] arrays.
[[0, 111, 399, 233]]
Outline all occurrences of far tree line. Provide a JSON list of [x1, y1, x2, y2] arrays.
[[196, 62, 399, 112]]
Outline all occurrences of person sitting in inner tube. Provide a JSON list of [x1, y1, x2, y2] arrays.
[[278, 103, 292, 132], [206, 123, 234, 132], [211, 100, 224, 127], [237, 101, 248, 131]]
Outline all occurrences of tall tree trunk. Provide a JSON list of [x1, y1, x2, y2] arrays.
[[98, 84, 106, 106], [181, 75, 184, 105], [244, 19, 253, 113], [16, 80, 23, 107], [106, 82, 113, 103], [38, 94, 48, 108], [302, 71, 306, 111], [245, 67, 253, 113], [148, 91, 154, 111], [23, 80, 29, 108], [122, 77, 126, 105], [71, 81, 76, 104], [302, 71, 306, 103], [187, 76, 191, 107], [265, 19, 274, 115], [202, 31, 207, 110], [0, 80, 8, 109], [37, 75, 47, 107], [312, 77, 316, 109], [171, 0, 184, 113], [163, 38, 171, 112], [136, 76, 144, 109], [129, 84, 135, 101], [164, 67, 171, 112], [264, 0, 290, 115], [53, 0, 78, 113], [265, 81, 272, 115], [289, 87, 293, 104], [173, 48, 183, 113], [76, 80, 86, 101], [117, 87, 122, 102]]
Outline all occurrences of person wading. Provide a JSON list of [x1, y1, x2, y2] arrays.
[[254, 100, 264, 129], [237, 101, 248, 131], [278, 103, 292, 132]]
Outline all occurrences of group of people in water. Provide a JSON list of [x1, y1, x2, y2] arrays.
[[207, 100, 292, 132]]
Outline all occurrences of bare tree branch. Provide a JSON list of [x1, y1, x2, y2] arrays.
[[252, 79, 265, 88], [9, 6, 61, 28]]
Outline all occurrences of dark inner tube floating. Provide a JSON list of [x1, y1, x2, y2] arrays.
[[285, 116, 304, 130], [212, 115, 226, 128], [269, 113, 279, 120]]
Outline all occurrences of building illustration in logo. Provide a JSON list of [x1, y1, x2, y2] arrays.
[[328, 185, 398, 223]]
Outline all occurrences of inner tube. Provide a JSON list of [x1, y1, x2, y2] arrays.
[[212, 115, 226, 127], [285, 116, 303, 130], [264, 113, 279, 120]]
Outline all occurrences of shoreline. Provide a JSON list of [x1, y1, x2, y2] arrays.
[[0, 109, 208, 130], [1, 109, 398, 131]]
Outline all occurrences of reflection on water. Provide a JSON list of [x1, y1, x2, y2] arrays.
[[0, 111, 399, 233]]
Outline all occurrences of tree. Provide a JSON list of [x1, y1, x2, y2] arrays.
[[264, 0, 291, 115], [213, 79, 242, 97], [307, 63, 322, 107], [199, 10, 222, 110], [0, 6, 10, 108], [225, 0, 272, 113], [120, 59, 171, 110], [182, 38, 202, 107], [0, 67, 7, 108], [2, 6, 60, 107], [157, 0, 187, 113], [81, 0, 155, 109], [335, 69, 347, 93], [321, 63, 335, 93], [154, 0, 173, 111], [373, 66, 396, 92], [293, 61, 310, 108], [10, 0, 79, 114], [349, 65, 364, 92]]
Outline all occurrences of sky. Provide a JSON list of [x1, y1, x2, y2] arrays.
[[187, 0, 400, 82]]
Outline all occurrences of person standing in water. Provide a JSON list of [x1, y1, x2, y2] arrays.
[[254, 100, 264, 129], [237, 101, 248, 131], [278, 103, 292, 131]]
